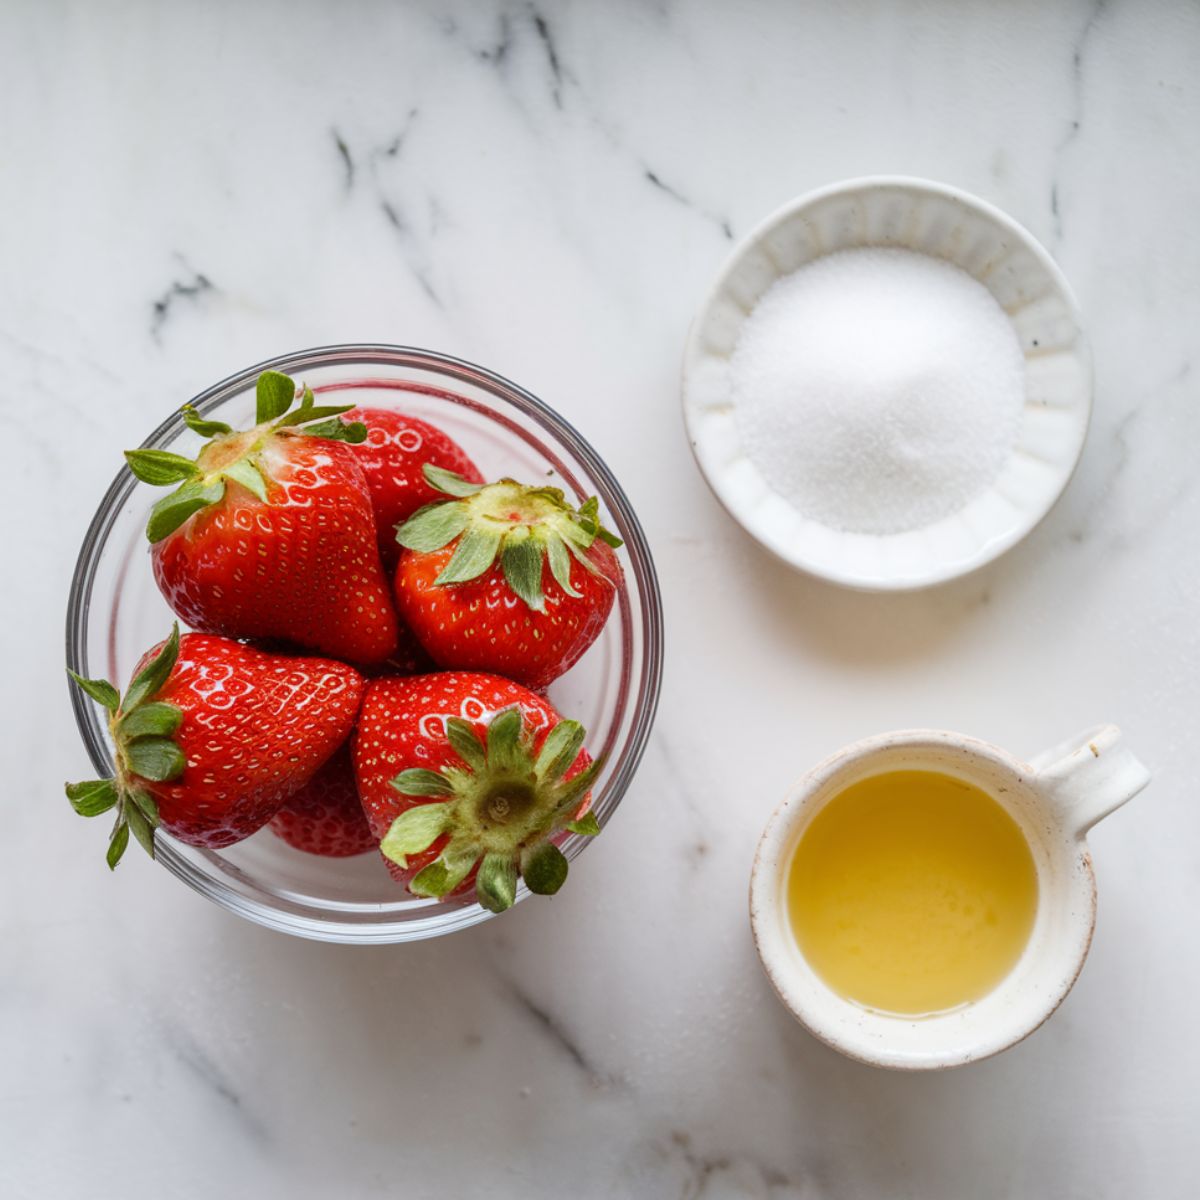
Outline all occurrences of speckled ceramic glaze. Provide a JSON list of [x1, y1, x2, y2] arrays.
[[750, 726, 1150, 1070], [683, 176, 1092, 591]]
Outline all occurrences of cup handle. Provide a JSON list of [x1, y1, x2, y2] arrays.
[[1030, 724, 1151, 837]]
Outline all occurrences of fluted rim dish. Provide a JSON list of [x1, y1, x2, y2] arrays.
[[682, 175, 1093, 591]]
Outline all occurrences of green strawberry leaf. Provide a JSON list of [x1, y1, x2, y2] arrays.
[[445, 717, 487, 772], [130, 789, 160, 827], [554, 758, 603, 814], [274, 404, 357, 428], [302, 418, 368, 443], [222, 457, 269, 503], [534, 720, 585, 783], [423, 463, 484, 497], [476, 852, 518, 913], [256, 371, 296, 423], [67, 671, 120, 712], [558, 518, 594, 550], [390, 768, 455, 797], [106, 821, 130, 870], [124, 449, 201, 487], [121, 624, 180, 713], [181, 405, 232, 438], [125, 737, 186, 783], [546, 534, 581, 598], [146, 477, 226, 543], [485, 707, 523, 773], [124, 802, 156, 858], [572, 497, 623, 549], [576, 496, 599, 534], [501, 536, 545, 612], [435, 525, 502, 585], [562, 536, 609, 581], [521, 842, 568, 895], [380, 802, 452, 868], [396, 502, 470, 553], [65, 779, 118, 817], [410, 841, 480, 898], [564, 811, 600, 837], [118, 701, 183, 740]]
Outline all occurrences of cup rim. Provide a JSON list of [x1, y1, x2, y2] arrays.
[[65, 343, 665, 942], [749, 728, 1099, 1069]]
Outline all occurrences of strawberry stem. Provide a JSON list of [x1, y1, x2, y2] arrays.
[[65, 625, 185, 869], [394, 465, 623, 612], [379, 709, 601, 911], [126, 371, 369, 544]]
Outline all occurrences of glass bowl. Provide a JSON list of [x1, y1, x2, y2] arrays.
[[65, 345, 664, 943]]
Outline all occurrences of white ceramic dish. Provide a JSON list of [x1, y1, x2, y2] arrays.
[[750, 726, 1150, 1070], [682, 176, 1092, 590]]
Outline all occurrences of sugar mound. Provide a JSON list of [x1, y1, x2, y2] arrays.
[[730, 247, 1026, 535]]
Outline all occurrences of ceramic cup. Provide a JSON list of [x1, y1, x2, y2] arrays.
[[750, 726, 1150, 1070]]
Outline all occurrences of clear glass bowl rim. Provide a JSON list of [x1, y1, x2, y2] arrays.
[[64, 343, 665, 942]]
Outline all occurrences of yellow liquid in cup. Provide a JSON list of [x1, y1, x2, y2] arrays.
[[787, 770, 1038, 1016]]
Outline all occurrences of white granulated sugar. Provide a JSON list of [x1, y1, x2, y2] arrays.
[[730, 247, 1026, 535]]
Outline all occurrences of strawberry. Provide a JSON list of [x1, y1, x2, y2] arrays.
[[269, 747, 376, 857], [393, 467, 624, 690], [352, 672, 601, 912], [125, 370, 399, 665], [343, 406, 483, 571], [65, 626, 363, 864]]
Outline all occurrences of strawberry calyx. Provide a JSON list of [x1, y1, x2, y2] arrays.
[[125, 370, 368, 544], [65, 624, 186, 869], [380, 706, 603, 912], [395, 465, 623, 612]]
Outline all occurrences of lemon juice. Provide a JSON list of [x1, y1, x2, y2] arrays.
[[787, 770, 1038, 1016]]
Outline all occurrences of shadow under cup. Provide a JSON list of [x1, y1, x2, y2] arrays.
[[751, 732, 1103, 1070], [66, 346, 664, 943]]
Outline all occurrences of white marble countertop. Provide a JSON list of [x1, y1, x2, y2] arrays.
[[7, 1, 1199, 1196]]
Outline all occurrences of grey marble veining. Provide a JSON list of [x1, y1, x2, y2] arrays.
[[5, 1, 1200, 1197]]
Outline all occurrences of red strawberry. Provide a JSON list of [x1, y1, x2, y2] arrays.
[[344, 407, 483, 571], [393, 467, 624, 690], [126, 370, 399, 665], [65, 626, 363, 863], [269, 747, 375, 857], [352, 672, 601, 912]]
